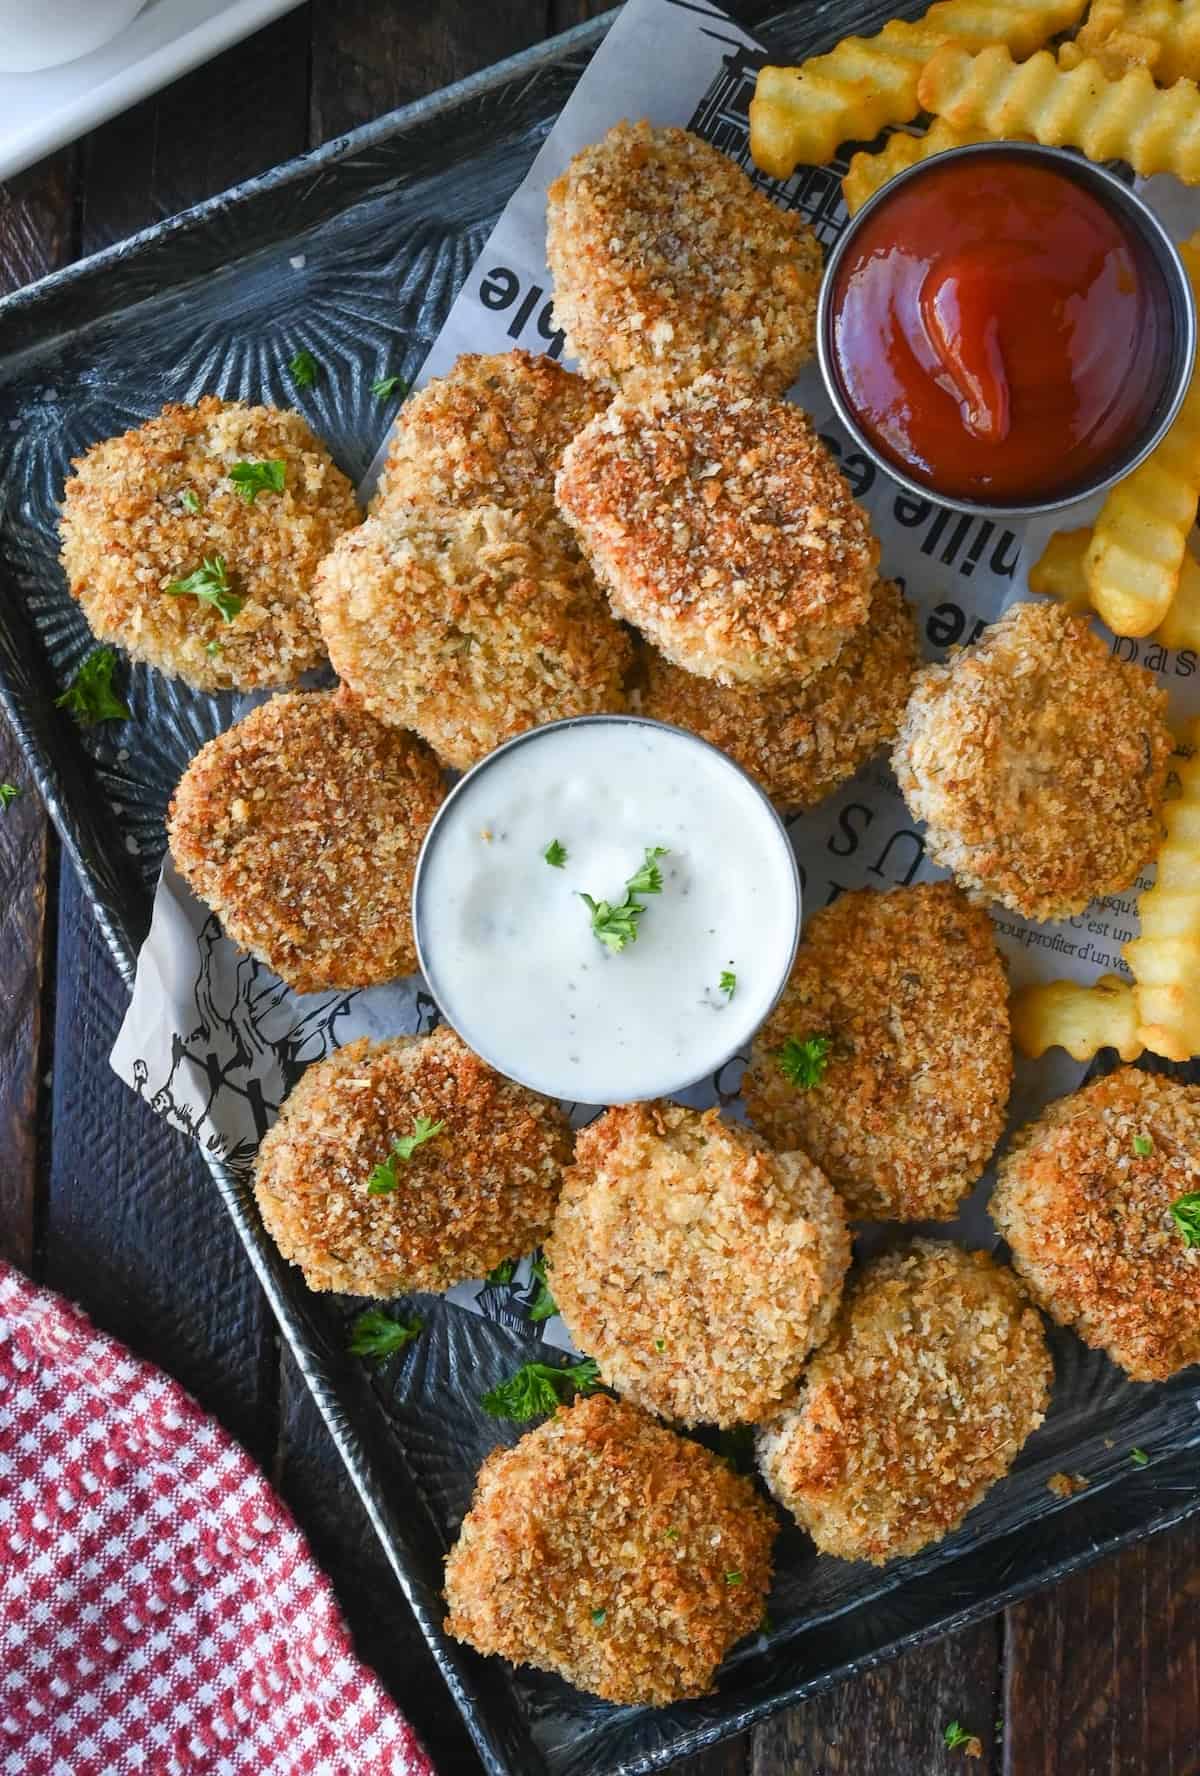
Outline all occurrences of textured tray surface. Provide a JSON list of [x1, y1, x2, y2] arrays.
[[1, 6, 1197, 1774]]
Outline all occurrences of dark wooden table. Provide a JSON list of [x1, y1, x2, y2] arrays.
[[0, 5, 1196, 1773]]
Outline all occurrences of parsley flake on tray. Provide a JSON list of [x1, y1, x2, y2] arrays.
[[287, 347, 320, 388], [56, 647, 131, 726], [0, 783, 21, 811], [347, 1308, 423, 1363], [481, 1357, 600, 1423], [371, 374, 407, 399]]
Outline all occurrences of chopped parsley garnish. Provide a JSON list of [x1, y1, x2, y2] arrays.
[[0, 783, 21, 811], [486, 1257, 516, 1286], [665, 1528, 679, 1541], [718, 968, 736, 1000], [591, 1607, 606, 1625], [371, 374, 406, 399], [544, 838, 568, 869], [367, 1116, 446, 1195], [654, 1338, 665, 1351], [943, 1721, 976, 1753], [1132, 1133, 1153, 1158], [288, 348, 320, 388], [724, 1571, 742, 1586], [181, 489, 202, 514], [580, 845, 668, 954], [527, 1253, 557, 1323], [347, 1308, 423, 1362], [777, 1034, 832, 1090], [56, 648, 130, 726], [1130, 1447, 1149, 1466], [229, 459, 286, 503], [205, 640, 222, 657], [1171, 1191, 1200, 1248], [480, 1357, 600, 1422], [165, 555, 242, 624]]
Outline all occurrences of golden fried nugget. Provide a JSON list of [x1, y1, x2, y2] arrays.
[[168, 688, 444, 994], [444, 1393, 776, 1705], [842, 119, 1002, 216], [918, 46, 1200, 185], [546, 120, 822, 400], [1010, 973, 1144, 1062], [756, 1241, 1052, 1563], [59, 398, 359, 691], [993, 1068, 1200, 1380], [1125, 718, 1200, 1061], [743, 882, 1012, 1223], [749, 0, 1086, 177], [556, 374, 878, 688]]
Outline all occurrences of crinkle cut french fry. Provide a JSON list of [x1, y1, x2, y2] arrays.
[[748, 0, 1088, 178], [917, 46, 1200, 185], [842, 120, 1001, 216], [1058, 27, 1161, 78], [1029, 527, 1200, 648], [1011, 974, 1144, 1062], [1084, 235, 1200, 636], [1072, 0, 1200, 86], [1125, 721, 1200, 1060]]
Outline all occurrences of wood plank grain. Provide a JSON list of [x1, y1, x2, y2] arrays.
[[1004, 1521, 1200, 1776], [751, 1623, 1003, 1775]]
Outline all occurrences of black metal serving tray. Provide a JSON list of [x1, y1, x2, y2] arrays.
[[1, 5, 1197, 1773]]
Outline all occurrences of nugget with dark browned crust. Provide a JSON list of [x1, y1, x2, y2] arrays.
[[638, 576, 918, 808], [743, 882, 1012, 1222], [372, 349, 607, 518], [168, 688, 443, 994], [556, 375, 878, 687], [444, 1392, 776, 1705], [992, 1068, 1200, 1381], [546, 120, 822, 400], [59, 397, 359, 690], [893, 601, 1172, 922], [316, 503, 632, 770], [546, 1102, 849, 1428], [253, 1025, 569, 1296], [756, 1241, 1052, 1564]]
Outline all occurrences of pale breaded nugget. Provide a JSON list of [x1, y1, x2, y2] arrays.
[[893, 601, 1172, 922], [546, 120, 822, 400], [743, 882, 1012, 1223], [556, 375, 878, 687], [756, 1241, 1052, 1564], [253, 1025, 569, 1296], [168, 688, 443, 994], [992, 1068, 1200, 1381], [546, 1102, 850, 1429], [59, 397, 358, 690], [316, 503, 632, 770], [638, 576, 918, 809], [444, 1392, 776, 1705], [371, 349, 607, 518]]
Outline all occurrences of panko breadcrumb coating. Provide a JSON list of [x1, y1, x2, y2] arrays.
[[893, 601, 1172, 921], [992, 1068, 1200, 1381], [546, 120, 822, 400], [168, 688, 443, 994], [371, 350, 606, 518], [743, 883, 1012, 1222], [638, 577, 918, 809], [756, 1241, 1052, 1564], [546, 1102, 850, 1428], [556, 374, 878, 687], [59, 397, 359, 690], [444, 1392, 776, 1705], [253, 1026, 569, 1296], [316, 503, 632, 770]]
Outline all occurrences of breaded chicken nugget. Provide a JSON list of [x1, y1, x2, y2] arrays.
[[59, 397, 358, 690], [253, 1025, 569, 1296], [893, 602, 1172, 922], [992, 1068, 1200, 1381], [556, 375, 878, 687], [168, 688, 443, 994], [444, 1392, 776, 1704], [743, 882, 1012, 1222], [638, 577, 918, 809], [756, 1241, 1052, 1564], [546, 1102, 850, 1428], [546, 120, 822, 400], [316, 503, 632, 770], [371, 349, 606, 518]]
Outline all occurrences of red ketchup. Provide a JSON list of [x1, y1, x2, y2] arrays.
[[829, 155, 1171, 504]]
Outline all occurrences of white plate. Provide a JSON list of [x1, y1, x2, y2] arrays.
[[0, 0, 304, 181]]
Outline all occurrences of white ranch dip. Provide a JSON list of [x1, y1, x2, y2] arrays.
[[413, 717, 800, 1104]]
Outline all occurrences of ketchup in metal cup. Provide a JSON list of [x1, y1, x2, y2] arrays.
[[828, 153, 1172, 504]]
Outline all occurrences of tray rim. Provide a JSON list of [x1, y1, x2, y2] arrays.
[[1, 5, 1197, 1773]]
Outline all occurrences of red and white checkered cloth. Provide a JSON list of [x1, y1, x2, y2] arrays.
[[0, 1261, 435, 1776]]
